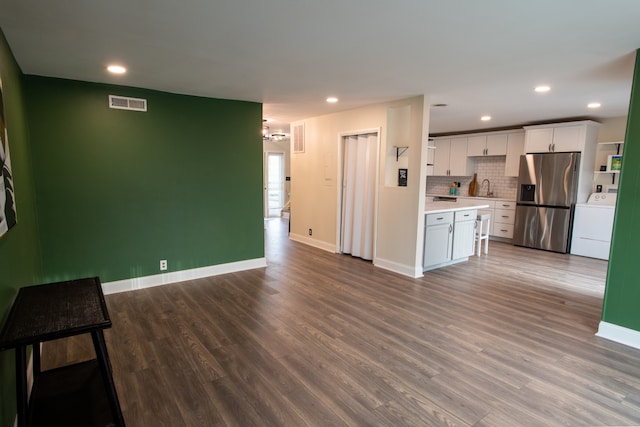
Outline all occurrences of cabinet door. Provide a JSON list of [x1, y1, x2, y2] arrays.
[[486, 134, 508, 156], [525, 128, 553, 153], [466, 136, 487, 157], [505, 133, 525, 177], [433, 139, 451, 176], [552, 125, 583, 152], [426, 141, 436, 176], [452, 219, 476, 259], [424, 223, 452, 268], [449, 137, 469, 176]]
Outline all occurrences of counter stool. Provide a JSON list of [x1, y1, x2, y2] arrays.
[[475, 213, 490, 256]]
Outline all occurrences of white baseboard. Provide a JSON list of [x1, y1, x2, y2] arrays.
[[102, 257, 267, 295], [596, 321, 640, 350], [289, 235, 423, 278], [374, 257, 423, 278], [289, 233, 336, 253]]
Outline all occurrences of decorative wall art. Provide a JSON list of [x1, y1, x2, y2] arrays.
[[0, 79, 17, 238]]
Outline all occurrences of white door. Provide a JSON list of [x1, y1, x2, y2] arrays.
[[265, 152, 285, 218], [341, 132, 378, 260]]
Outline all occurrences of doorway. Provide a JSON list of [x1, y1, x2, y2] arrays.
[[265, 152, 285, 218]]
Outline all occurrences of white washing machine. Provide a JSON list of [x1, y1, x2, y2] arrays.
[[570, 193, 617, 260]]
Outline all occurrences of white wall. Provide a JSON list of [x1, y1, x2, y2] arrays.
[[597, 116, 627, 142], [290, 95, 429, 276]]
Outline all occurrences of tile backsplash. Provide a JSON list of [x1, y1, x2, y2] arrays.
[[426, 157, 517, 199]]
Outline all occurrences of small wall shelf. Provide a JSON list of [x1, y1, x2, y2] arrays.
[[394, 146, 409, 161], [599, 141, 624, 155], [595, 170, 620, 184], [594, 141, 624, 187]]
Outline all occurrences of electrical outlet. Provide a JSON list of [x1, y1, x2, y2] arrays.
[[308, 228, 312, 236], [160, 260, 167, 271]]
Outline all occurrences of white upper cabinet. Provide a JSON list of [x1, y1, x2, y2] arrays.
[[449, 137, 471, 175], [486, 134, 508, 156], [505, 132, 525, 177], [467, 134, 507, 156], [466, 136, 487, 156], [433, 138, 452, 176], [523, 127, 554, 153], [524, 121, 599, 153], [552, 126, 583, 151], [432, 137, 471, 176]]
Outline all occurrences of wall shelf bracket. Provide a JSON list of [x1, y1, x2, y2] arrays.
[[394, 146, 409, 161]]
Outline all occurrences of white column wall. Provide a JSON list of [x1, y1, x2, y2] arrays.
[[289, 95, 429, 277]]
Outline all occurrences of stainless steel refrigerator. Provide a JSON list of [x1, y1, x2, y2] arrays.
[[513, 152, 580, 253]]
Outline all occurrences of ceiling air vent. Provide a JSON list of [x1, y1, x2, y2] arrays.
[[108, 95, 147, 112], [292, 123, 305, 153]]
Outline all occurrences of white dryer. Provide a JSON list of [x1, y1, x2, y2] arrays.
[[570, 193, 617, 260]]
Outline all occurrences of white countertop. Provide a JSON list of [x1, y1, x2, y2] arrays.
[[425, 201, 489, 214], [426, 193, 515, 203]]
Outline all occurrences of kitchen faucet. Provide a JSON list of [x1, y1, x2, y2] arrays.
[[481, 179, 493, 197]]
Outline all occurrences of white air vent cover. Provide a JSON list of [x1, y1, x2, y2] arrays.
[[292, 123, 305, 153], [109, 95, 147, 112]]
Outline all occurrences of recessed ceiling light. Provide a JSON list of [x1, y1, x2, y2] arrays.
[[107, 65, 127, 74], [587, 102, 601, 109], [326, 97, 338, 103], [534, 85, 551, 93], [481, 115, 491, 121]]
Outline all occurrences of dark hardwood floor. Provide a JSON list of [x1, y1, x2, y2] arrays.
[[43, 218, 640, 426]]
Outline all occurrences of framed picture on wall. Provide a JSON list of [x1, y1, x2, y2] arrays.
[[1, 79, 18, 239], [398, 168, 408, 187]]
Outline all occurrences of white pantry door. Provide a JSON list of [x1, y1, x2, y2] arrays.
[[341, 132, 378, 260]]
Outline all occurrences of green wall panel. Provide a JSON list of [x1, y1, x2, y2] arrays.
[[0, 29, 42, 427], [25, 76, 264, 283], [601, 49, 640, 330]]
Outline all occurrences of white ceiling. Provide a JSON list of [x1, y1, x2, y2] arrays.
[[1, 1, 639, 136]]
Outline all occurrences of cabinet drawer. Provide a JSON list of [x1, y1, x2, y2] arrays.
[[494, 208, 515, 224], [493, 223, 514, 238], [454, 209, 477, 223], [426, 211, 454, 226], [496, 201, 516, 210]]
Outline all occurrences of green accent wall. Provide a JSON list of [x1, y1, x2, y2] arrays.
[[0, 29, 42, 427], [0, 29, 263, 423], [24, 76, 265, 283], [601, 49, 640, 330]]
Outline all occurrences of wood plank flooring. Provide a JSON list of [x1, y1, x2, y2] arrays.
[[43, 218, 640, 426]]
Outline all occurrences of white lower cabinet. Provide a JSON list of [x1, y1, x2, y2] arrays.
[[493, 201, 516, 239], [456, 198, 516, 240], [423, 209, 477, 271], [452, 210, 477, 259], [423, 212, 453, 269]]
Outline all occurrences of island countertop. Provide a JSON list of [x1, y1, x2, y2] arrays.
[[425, 201, 490, 214]]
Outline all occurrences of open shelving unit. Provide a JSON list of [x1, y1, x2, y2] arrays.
[[593, 141, 624, 188]]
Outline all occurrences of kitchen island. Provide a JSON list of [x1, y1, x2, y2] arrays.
[[423, 201, 489, 271], [427, 194, 517, 241]]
